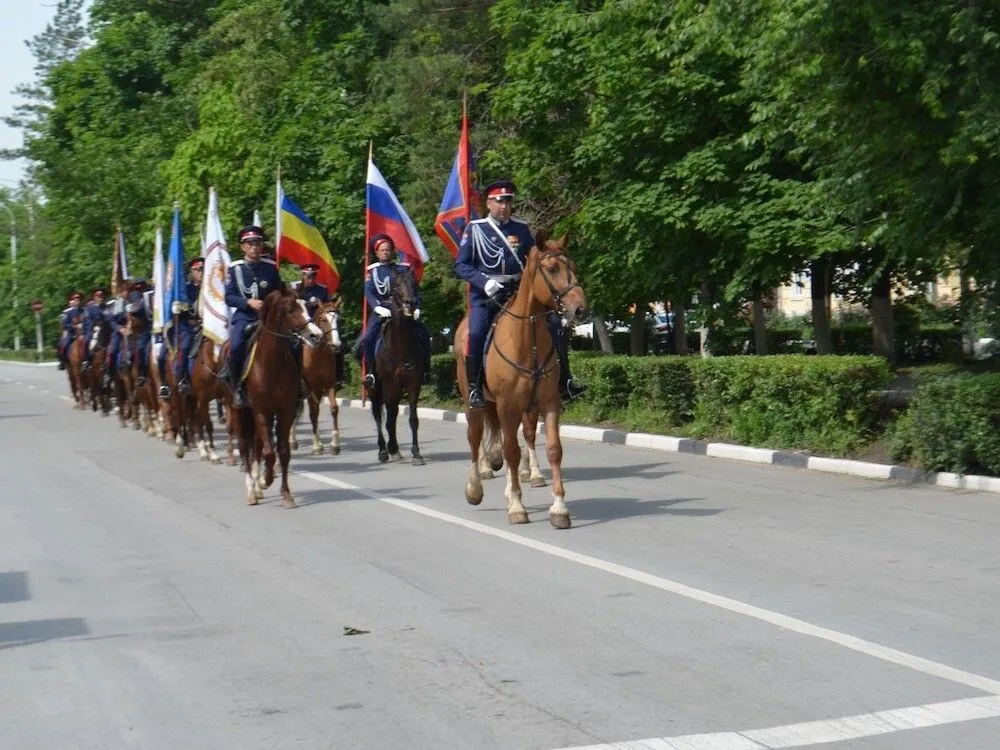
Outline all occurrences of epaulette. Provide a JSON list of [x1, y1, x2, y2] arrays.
[[366, 261, 384, 271], [469, 218, 490, 225], [290, 280, 301, 288], [260, 258, 277, 266], [397, 262, 411, 268], [62, 307, 73, 314], [230, 259, 246, 267], [510, 217, 529, 225]]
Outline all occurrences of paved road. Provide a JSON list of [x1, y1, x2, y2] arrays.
[[3, 362, 1000, 749]]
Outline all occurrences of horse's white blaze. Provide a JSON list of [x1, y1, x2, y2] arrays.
[[324, 311, 342, 349], [306, 321, 322, 338]]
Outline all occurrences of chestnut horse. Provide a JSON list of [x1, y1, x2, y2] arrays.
[[455, 235, 589, 529], [233, 286, 321, 507], [367, 266, 425, 466], [187, 336, 232, 464], [293, 298, 346, 455], [85, 318, 113, 416]]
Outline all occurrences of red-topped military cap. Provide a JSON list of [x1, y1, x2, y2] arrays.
[[68, 291, 82, 302], [485, 179, 516, 199], [188, 258, 205, 271], [300, 263, 320, 274], [237, 225, 265, 243]]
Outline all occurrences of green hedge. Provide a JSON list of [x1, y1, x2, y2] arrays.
[[0, 348, 58, 363], [888, 373, 1000, 475]]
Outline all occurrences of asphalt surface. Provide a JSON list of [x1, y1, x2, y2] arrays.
[[3, 362, 1000, 749]]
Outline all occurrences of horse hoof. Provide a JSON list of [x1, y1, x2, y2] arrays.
[[330, 446, 341, 456], [311, 446, 323, 456], [411, 455, 425, 466], [508, 511, 530, 525], [211, 457, 222, 465], [175, 446, 185, 459], [465, 485, 483, 505], [247, 495, 258, 506], [531, 477, 547, 488], [283, 497, 298, 509], [490, 459, 504, 472], [478, 469, 495, 480], [389, 452, 402, 462], [227, 457, 238, 467], [378, 451, 389, 463], [550, 513, 572, 530]]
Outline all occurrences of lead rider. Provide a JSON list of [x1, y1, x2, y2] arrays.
[[453, 179, 586, 409]]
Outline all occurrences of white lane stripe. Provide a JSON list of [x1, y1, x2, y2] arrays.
[[554, 695, 1000, 750], [297, 469, 1000, 696]]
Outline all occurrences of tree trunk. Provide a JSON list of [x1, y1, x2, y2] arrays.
[[752, 282, 768, 355], [959, 269, 975, 358], [871, 266, 896, 365], [592, 315, 614, 355], [629, 303, 647, 356], [810, 259, 833, 354], [674, 305, 687, 355]]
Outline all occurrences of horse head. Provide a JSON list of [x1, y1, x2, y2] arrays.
[[528, 233, 589, 326], [262, 286, 323, 348], [314, 297, 343, 351], [389, 266, 418, 319]]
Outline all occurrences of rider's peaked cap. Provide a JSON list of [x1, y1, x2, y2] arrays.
[[237, 225, 265, 242], [369, 233, 394, 254], [485, 179, 516, 199], [300, 263, 320, 273], [188, 257, 205, 270]]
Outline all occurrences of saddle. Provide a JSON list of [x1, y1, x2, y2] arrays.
[[189, 327, 204, 358], [238, 322, 262, 384]]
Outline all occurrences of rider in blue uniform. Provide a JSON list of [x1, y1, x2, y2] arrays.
[[125, 278, 153, 386], [220, 225, 282, 408], [103, 286, 129, 387], [158, 258, 204, 399], [57, 292, 84, 370], [453, 179, 586, 409], [292, 263, 347, 388], [354, 233, 432, 389], [80, 289, 106, 372]]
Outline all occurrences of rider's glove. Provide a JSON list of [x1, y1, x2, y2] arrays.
[[374, 305, 392, 319], [484, 279, 503, 298], [413, 308, 421, 321]]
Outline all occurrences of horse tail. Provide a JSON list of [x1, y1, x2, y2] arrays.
[[482, 404, 503, 472]]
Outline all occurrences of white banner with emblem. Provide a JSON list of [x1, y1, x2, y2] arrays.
[[200, 187, 232, 351]]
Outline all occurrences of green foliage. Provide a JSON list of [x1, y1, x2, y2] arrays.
[[889, 374, 1000, 475]]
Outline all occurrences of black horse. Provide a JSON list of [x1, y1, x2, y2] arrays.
[[368, 266, 425, 465]]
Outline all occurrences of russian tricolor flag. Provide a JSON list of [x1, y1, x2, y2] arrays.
[[366, 158, 430, 282]]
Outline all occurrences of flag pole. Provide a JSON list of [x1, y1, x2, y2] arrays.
[[171, 201, 180, 357], [361, 141, 373, 404], [275, 164, 282, 265]]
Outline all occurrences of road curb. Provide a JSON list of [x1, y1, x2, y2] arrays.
[[0, 359, 58, 368], [335, 397, 1000, 496]]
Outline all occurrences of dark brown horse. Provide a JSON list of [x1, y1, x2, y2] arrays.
[[233, 286, 321, 507], [367, 266, 425, 466], [65, 320, 87, 409], [293, 297, 346, 455], [85, 318, 113, 416], [455, 235, 589, 528]]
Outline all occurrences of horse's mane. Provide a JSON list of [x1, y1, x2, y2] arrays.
[[260, 284, 295, 323]]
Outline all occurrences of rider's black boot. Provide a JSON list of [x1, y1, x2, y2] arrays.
[[466, 355, 486, 409]]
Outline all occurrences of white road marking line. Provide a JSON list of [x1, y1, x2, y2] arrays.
[[553, 695, 1000, 750], [297, 469, 1000, 696]]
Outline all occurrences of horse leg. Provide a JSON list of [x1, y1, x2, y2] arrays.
[[226, 402, 238, 466], [309, 395, 323, 455], [277, 408, 296, 509], [480, 407, 504, 478], [544, 408, 570, 529], [386, 400, 402, 462], [464, 406, 485, 505], [500, 407, 528, 524], [201, 396, 221, 464], [409, 387, 423, 466], [257, 411, 276, 490], [520, 411, 546, 487], [327, 387, 341, 455], [290, 399, 301, 451], [371, 396, 388, 463]]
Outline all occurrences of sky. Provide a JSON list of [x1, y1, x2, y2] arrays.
[[0, 1, 82, 190]]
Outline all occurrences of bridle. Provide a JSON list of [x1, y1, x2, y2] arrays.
[[490, 249, 583, 405], [262, 298, 317, 346]]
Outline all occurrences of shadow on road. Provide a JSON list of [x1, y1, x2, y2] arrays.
[[0, 617, 89, 650], [0, 571, 30, 604]]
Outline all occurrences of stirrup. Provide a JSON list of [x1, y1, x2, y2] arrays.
[[178, 378, 192, 395], [233, 386, 248, 408], [363, 373, 376, 389], [158, 385, 171, 399], [137, 376, 147, 387], [468, 386, 486, 409], [58, 362, 67, 371], [560, 378, 587, 401], [81, 361, 91, 372]]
